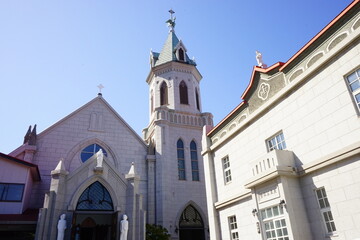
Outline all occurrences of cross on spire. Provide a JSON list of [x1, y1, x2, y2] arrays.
[[97, 84, 104, 96], [166, 9, 176, 32]]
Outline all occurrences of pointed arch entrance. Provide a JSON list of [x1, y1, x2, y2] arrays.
[[71, 181, 117, 240], [178, 205, 205, 240]]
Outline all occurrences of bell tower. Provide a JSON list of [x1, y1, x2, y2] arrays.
[[143, 10, 213, 240]]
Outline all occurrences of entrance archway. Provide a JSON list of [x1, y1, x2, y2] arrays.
[[71, 181, 116, 240], [178, 205, 205, 240]]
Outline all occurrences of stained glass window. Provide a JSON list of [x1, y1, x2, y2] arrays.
[[76, 181, 113, 211], [81, 144, 107, 163]]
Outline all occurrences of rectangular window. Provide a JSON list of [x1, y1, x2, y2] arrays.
[[228, 215, 239, 240], [0, 183, 25, 202], [316, 187, 336, 234], [346, 69, 360, 111], [222, 156, 232, 184], [267, 132, 286, 152], [261, 205, 289, 240]]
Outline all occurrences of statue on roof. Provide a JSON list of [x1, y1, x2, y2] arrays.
[[256, 51, 267, 68], [166, 9, 176, 32]]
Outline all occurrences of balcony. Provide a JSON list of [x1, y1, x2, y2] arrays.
[[244, 150, 297, 188]]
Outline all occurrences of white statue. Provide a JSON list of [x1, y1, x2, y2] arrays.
[[120, 214, 129, 240], [57, 214, 67, 240], [256, 50, 267, 68], [96, 149, 104, 168]]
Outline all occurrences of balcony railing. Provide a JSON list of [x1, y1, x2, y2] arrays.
[[245, 150, 296, 188]]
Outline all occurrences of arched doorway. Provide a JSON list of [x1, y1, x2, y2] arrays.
[[71, 181, 117, 240], [178, 205, 205, 240]]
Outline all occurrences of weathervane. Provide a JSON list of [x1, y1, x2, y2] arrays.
[[166, 9, 176, 32], [97, 84, 104, 95]]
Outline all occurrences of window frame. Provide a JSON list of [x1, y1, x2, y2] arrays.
[[80, 144, 108, 163], [190, 141, 200, 181], [266, 131, 287, 152], [315, 187, 337, 235], [345, 68, 360, 113], [228, 215, 239, 240], [260, 205, 289, 240], [160, 81, 168, 106], [179, 81, 189, 105], [0, 183, 25, 202], [177, 139, 186, 180], [222, 156, 232, 184]]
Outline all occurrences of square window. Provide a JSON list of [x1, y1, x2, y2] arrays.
[[266, 132, 286, 152], [0, 183, 25, 202]]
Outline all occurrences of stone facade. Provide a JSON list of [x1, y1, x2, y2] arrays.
[[202, 2, 360, 240]]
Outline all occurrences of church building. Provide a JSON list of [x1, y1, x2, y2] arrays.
[[202, 1, 360, 240], [0, 11, 212, 240]]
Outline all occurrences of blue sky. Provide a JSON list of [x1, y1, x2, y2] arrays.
[[0, 0, 353, 154]]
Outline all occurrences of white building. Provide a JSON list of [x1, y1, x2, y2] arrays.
[[0, 13, 212, 240], [202, 1, 360, 240]]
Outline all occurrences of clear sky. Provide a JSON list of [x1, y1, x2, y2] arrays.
[[0, 0, 354, 154]]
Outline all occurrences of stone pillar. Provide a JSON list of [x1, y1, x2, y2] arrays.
[[146, 154, 156, 224], [37, 160, 69, 240], [23, 145, 37, 163], [125, 164, 140, 240]]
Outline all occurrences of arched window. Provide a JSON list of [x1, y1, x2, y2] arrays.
[[81, 144, 107, 163], [160, 82, 168, 105], [177, 139, 186, 180], [179, 81, 188, 104], [76, 181, 113, 211], [190, 141, 199, 181], [179, 205, 205, 240], [195, 88, 200, 111], [178, 48, 185, 61]]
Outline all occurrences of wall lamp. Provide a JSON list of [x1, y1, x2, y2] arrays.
[[252, 208, 258, 216], [279, 199, 286, 207]]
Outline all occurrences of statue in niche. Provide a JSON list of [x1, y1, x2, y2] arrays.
[[96, 149, 104, 168], [57, 214, 67, 240], [120, 214, 129, 240]]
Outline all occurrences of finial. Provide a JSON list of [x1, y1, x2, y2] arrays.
[[97, 84, 104, 96], [166, 9, 176, 32]]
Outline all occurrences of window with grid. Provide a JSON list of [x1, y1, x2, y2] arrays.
[[261, 205, 289, 240], [346, 68, 360, 111], [228, 215, 239, 240], [222, 156, 232, 184], [190, 141, 199, 181], [267, 132, 286, 152], [0, 183, 25, 202], [316, 187, 336, 234], [177, 139, 186, 180]]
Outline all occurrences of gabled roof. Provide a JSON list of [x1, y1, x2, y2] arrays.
[[153, 31, 196, 67], [37, 94, 148, 148], [0, 152, 41, 181]]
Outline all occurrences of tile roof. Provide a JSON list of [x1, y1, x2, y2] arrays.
[[154, 31, 196, 67]]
